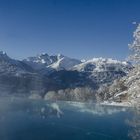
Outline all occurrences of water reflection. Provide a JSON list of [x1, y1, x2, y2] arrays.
[[0, 97, 63, 120], [126, 105, 140, 140], [68, 102, 128, 115], [0, 97, 139, 140]]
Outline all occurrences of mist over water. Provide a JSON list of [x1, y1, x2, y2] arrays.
[[0, 97, 139, 140]]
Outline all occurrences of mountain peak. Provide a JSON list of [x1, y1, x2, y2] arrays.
[[0, 51, 7, 56], [57, 54, 64, 59], [0, 51, 10, 60], [38, 53, 49, 57]]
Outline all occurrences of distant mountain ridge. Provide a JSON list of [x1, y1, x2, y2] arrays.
[[23, 53, 132, 73], [0, 51, 133, 98]]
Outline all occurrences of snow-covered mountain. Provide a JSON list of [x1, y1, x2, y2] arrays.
[[24, 54, 132, 74], [23, 53, 81, 72], [71, 58, 132, 85], [0, 51, 134, 99], [0, 51, 47, 95]]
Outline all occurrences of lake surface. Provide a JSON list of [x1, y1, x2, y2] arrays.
[[0, 97, 139, 140]]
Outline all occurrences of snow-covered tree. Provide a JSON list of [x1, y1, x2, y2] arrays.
[[129, 24, 140, 63], [44, 91, 57, 100]]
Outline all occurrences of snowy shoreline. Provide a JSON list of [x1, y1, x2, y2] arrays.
[[0, 95, 139, 108], [100, 101, 132, 107]]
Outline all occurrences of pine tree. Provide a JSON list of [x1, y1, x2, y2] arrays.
[[129, 24, 140, 63]]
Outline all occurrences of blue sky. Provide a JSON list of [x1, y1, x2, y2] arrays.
[[0, 0, 139, 60]]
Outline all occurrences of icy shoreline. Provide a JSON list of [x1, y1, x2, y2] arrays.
[[101, 98, 140, 108], [101, 101, 132, 107], [0, 95, 139, 108]]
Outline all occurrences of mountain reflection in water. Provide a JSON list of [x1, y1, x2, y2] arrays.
[[0, 97, 139, 140]]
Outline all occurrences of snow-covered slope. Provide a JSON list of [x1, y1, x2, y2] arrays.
[[48, 54, 81, 70], [73, 58, 132, 73]]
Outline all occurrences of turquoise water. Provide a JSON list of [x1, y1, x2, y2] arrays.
[[0, 97, 139, 140]]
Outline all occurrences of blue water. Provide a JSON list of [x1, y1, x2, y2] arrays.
[[0, 97, 139, 140]]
